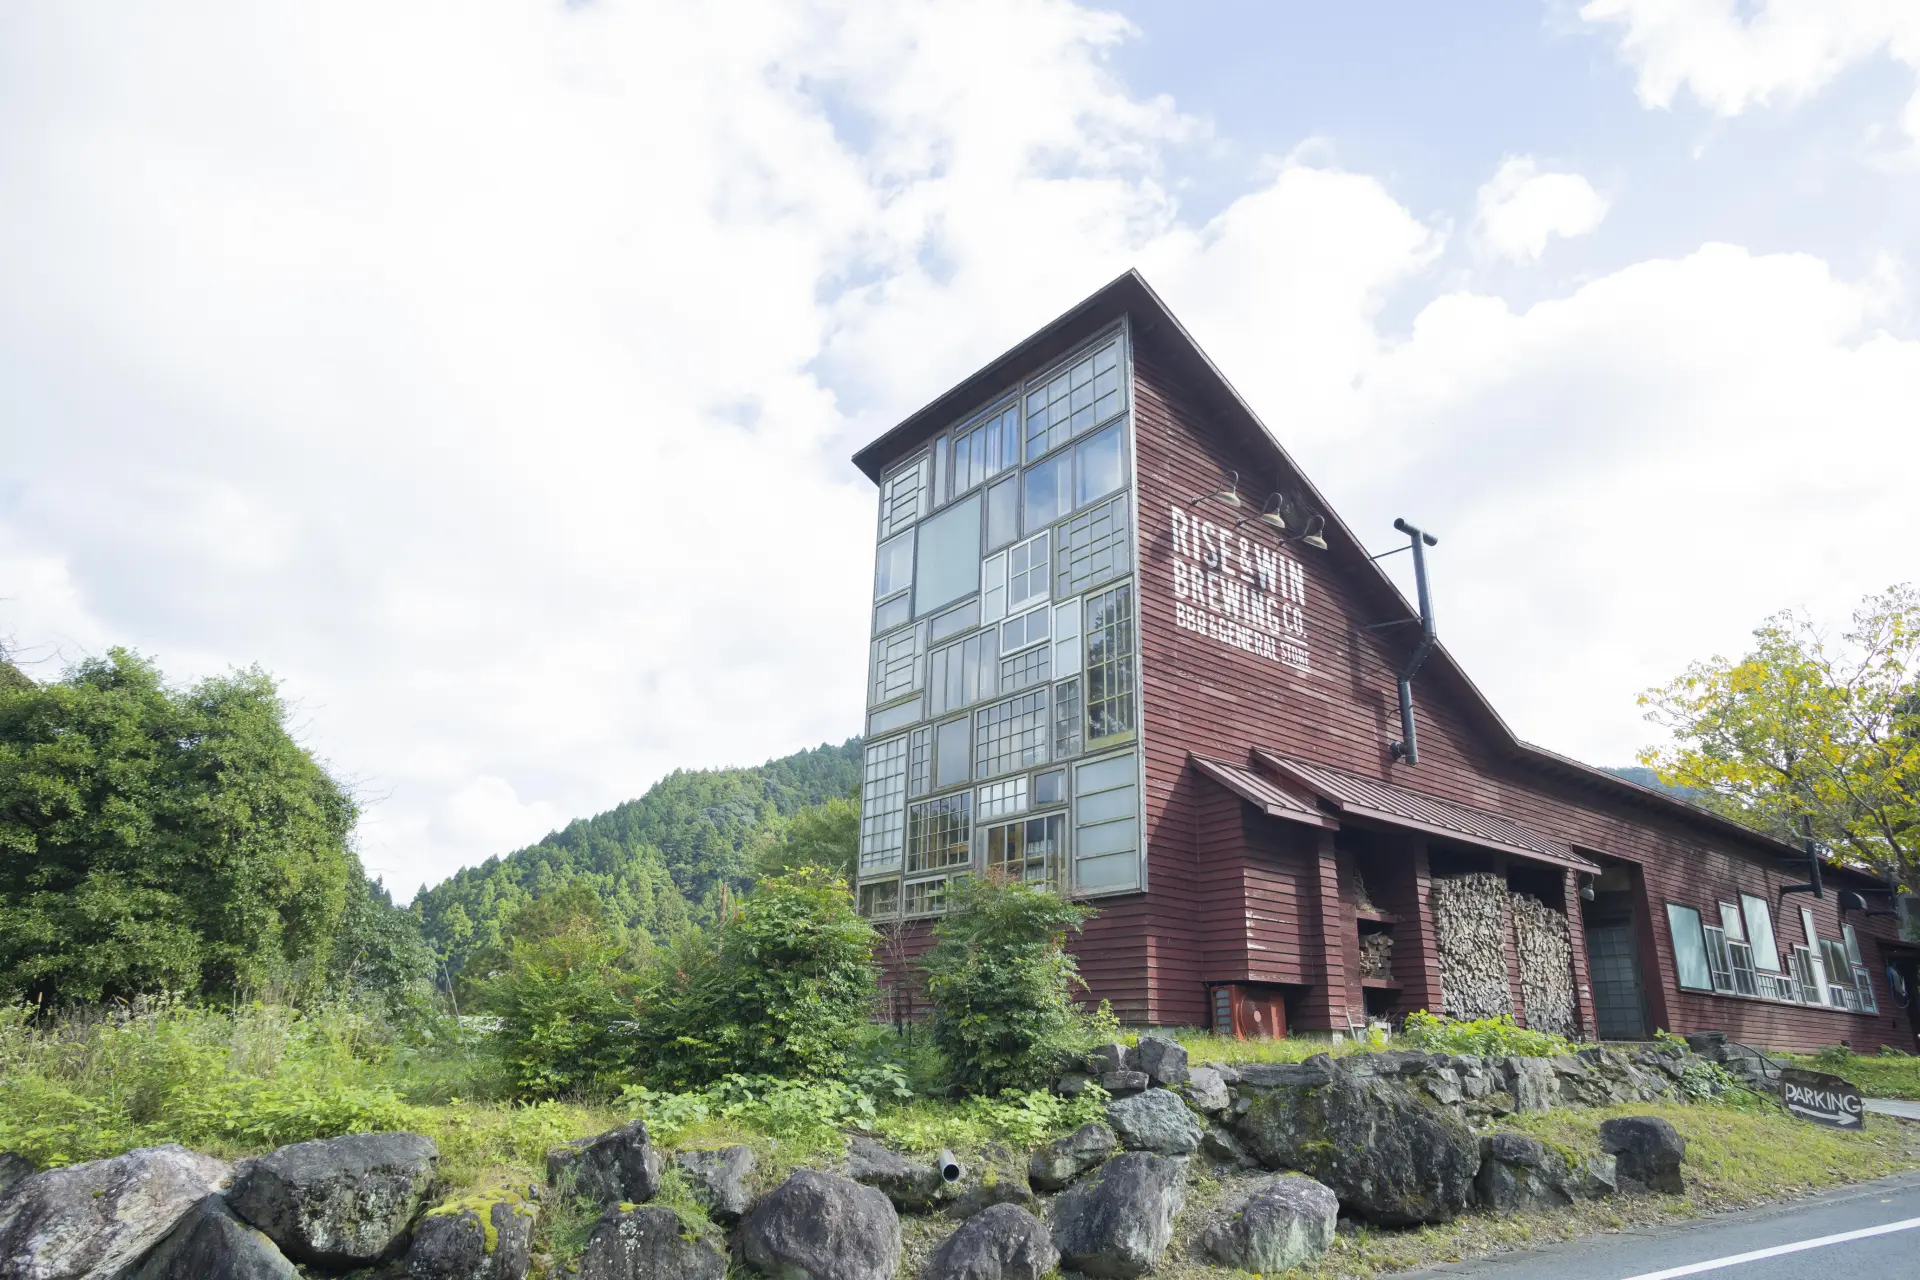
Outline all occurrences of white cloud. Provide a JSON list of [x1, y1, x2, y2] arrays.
[[1473, 157, 1611, 263], [2, 1, 1916, 897], [1582, 0, 1920, 143]]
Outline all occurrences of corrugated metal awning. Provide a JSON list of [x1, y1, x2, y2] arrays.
[[1190, 753, 1337, 829], [1254, 751, 1601, 874]]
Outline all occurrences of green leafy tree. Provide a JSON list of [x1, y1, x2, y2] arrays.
[[748, 793, 860, 883], [0, 649, 360, 1006], [326, 873, 436, 1018], [922, 875, 1095, 1094], [634, 867, 879, 1087], [476, 894, 640, 1098], [1640, 585, 1920, 888]]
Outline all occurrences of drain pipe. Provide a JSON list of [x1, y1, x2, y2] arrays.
[[1389, 518, 1439, 765]]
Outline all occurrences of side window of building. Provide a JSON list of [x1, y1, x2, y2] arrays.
[[1056, 495, 1129, 598], [1842, 923, 1878, 1013], [874, 530, 914, 634], [1084, 583, 1137, 748], [934, 717, 971, 790], [1074, 751, 1138, 893], [947, 402, 1020, 500], [1024, 338, 1124, 459], [1665, 903, 1713, 992], [859, 737, 907, 875], [915, 493, 983, 617], [975, 691, 1049, 779], [880, 457, 928, 537], [929, 630, 997, 717], [870, 623, 924, 707]]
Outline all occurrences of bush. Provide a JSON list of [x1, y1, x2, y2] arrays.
[[631, 868, 879, 1089], [921, 876, 1095, 1095], [1401, 1010, 1571, 1058], [477, 911, 639, 1099]]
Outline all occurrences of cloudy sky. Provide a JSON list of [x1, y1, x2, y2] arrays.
[[5, 1, 1918, 897]]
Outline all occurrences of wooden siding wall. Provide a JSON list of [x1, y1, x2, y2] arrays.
[[1124, 335, 1917, 1052]]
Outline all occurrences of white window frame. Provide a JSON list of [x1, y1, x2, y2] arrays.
[[977, 775, 1029, 821], [1000, 603, 1051, 656], [1052, 598, 1082, 677], [1740, 893, 1782, 972]]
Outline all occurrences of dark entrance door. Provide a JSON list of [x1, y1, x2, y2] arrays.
[[1587, 923, 1646, 1040]]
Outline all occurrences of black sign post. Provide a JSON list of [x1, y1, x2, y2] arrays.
[[1779, 1067, 1866, 1130]]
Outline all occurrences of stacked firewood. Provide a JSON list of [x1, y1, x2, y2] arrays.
[[1359, 931, 1395, 981], [1510, 891, 1577, 1037], [1431, 872, 1512, 1020]]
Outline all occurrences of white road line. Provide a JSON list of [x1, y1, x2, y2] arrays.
[[1617, 1215, 1920, 1279]]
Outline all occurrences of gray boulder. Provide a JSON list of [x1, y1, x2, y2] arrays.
[[578, 1205, 726, 1280], [1086, 1044, 1129, 1075], [1199, 1126, 1257, 1170], [1197, 1175, 1338, 1273], [924, 1203, 1057, 1280], [739, 1169, 899, 1280], [1098, 1070, 1149, 1098], [1505, 1058, 1561, 1113], [1233, 1059, 1333, 1090], [844, 1136, 946, 1212], [1183, 1067, 1230, 1114], [1129, 1036, 1189, 1087], [0, 1155, 31, 1205], [1105, 1089, 1202, 1156], [404, 1196, 536, 1280], [1028, 1123, 1116, 1192], [0, 1143, 230, 1280], [942, 1148, 1037, 1221], [1053, 1072, 1097, 1098], [132, 1195, 297, 1280], [1474, 1134, 1572, 1213], [547, 1122, 661, 1208], [1048, 1152, 1186, 1278], [674, 1146, 756, 1224], [228, 1131, 437, 1267], [1599, 1116, 1687, 1194], [1234, 1065, 1479, 1225]]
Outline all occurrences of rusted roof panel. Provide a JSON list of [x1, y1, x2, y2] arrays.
[[1254, 751, 1601, 874], [1190, 754, 1337, 829]]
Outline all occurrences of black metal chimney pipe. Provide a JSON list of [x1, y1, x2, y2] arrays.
[[1389, 517, 1439, 765]]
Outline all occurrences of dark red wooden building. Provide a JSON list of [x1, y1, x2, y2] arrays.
[[850, 271, 1918, 1052]]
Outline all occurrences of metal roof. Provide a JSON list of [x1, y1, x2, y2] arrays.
[[1190, 754, 1336, 829], [1255, 751, 1602, 874]]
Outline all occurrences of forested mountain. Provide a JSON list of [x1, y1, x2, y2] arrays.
[[1602, 765, 1703, 802], [412, 739, 862, 978]]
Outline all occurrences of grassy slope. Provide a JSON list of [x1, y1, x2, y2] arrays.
[[1783, 1053, 1920, 1100]]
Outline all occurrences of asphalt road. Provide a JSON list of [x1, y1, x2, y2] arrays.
[[1406, 1169, 1920, 1279]]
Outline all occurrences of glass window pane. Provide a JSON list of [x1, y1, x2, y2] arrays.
[[1740, 894, 1781, 971], [1719, 902, 1744, 941], [1052, 678, 1083, 758], [907, 792, 971, 875], [859, 737, 907, 873], [930, 598, 979, 642], [1084, 583, 1136, 745], [858, 880, 900, 919], [986, 476, 1019, 550], [1033, 768, 1066, 806], [915, 493, 981, 616], [876, 531, 914, 599], [1023, 454, 1069, 534], [1074, 422, 1125, 509], [881, 457, 929, 537], [867, 698, 920, 735], [974, 691, 1049, 778], [1075, 818, 1137, 857], [1055, 495, 1129, 597], [907, 726, 931, 798], [1075, 851, 1137, 890], [1053, 600, 1082, 677], [1666, 904, 1713, 991], [874, 594, 911, 635], [981, 551, 1007, 624], [935, 717, 971, 790], [1076, 751, 1134, 792], [1843, 922, 1863, 967]]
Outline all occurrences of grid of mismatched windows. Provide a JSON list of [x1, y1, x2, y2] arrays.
[[1056, 495, 1129, 597], [929, 630, 998, 716], [880, 458, 928, 537], [977, 775, 1028, 820], [1084, 584, 1136, 745], [859, 738, 907, 872], [907, 725, 931, 798], [870, 625, 924, 706], [1025, 339, 1123, 458], [1052, 678, 1083, 758], [907, 792, 971, 875], [949, 403, 1020, 497], [1000, 645, 1050, 694], [985, 812, 1066, 886], [975, 691, 1049, 778], [858, 880, 900, 919], [1663, 896, 1879, 1010]]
